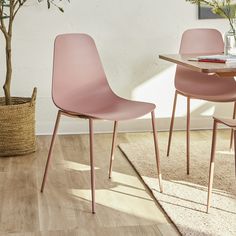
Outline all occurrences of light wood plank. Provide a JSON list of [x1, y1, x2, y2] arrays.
[[0, 131, 189, 235]]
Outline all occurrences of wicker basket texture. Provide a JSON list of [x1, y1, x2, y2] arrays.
[[0, 95, 36, 157]]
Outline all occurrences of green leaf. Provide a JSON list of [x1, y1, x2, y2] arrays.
[[1, 15, 10, 19], [58, 7, 64, 12]]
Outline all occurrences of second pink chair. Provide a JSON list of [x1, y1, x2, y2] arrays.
[[167, 28, 236, 174], [40, 34, 163, 213], [207, 116, 236, 212]]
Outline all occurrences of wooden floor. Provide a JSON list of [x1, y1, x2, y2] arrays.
[[0, 131, 190, 236]]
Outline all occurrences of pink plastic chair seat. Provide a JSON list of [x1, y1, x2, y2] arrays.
[[176, 66, 236, 102], [56, 96, 155, 121], [52, 34, 155, 120]]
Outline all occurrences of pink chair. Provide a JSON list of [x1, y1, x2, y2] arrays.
[[167, 29, 236, 174], [207, 116, 236, 212], [40, 34, 163, 213]]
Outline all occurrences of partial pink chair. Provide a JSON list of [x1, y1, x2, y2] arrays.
[[207, 116, 236, 212], [40, 34, 163, 213], [167, 29, 236, 174]]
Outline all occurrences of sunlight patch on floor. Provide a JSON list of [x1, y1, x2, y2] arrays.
[[60, 160, 100, 171], [67, 171, 166, 223], [70, 188, 166, 223], [216, 150, 234, 156]]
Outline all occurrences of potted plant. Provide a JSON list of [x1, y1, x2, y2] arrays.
[[0, 0, 68, 156], [186, 0, 236, 54]]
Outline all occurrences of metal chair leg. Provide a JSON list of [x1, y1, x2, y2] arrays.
[[108, 121, 118, 179], [89, 118, 96, 214], [167, 91, 178, 156], [151, 111, 163, 193], [207, 120, 218, 213], [234, 130, 236, 177], [230, 102, 236, 150], [41, 110, 62, 193], [186, 97, 190, 175]]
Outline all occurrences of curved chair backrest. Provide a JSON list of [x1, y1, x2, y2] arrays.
[[52, 34, 113, 111], [175, 29, 233, 97], [179, 28, 224, 54]]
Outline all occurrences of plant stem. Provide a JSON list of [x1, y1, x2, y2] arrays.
[[3, 35, 12, 105], [2, 0, 14, 105]]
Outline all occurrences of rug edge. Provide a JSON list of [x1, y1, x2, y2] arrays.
[[118, 144, 182, 236]]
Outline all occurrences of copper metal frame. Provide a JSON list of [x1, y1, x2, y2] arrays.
[[40, 110, 96, 214], [108, 121, 118, 179], [167, 91, 190, 175], [207, 119, 236, 213], [167, 91, 235, 175], [41, 110, 163, 213], [207, 119, 217, 213], [230, 102, 236, 150], [108, 111, 163, 193]]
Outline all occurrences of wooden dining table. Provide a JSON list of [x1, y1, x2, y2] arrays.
[[159, 54, 236, 78]]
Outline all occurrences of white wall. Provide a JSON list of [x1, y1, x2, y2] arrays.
[[0, 0, 233, 134]]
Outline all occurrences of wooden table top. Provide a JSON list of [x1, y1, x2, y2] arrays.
[[159, 54, 236, 77]]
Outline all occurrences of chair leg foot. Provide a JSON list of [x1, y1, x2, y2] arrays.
[[206, 206, 210, 214], [151, 111, 163, 193], [40, 111, 61, 193], [108, 121, 118, 179]]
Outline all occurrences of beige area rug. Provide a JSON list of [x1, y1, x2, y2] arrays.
[[119, 132, 236, 236]]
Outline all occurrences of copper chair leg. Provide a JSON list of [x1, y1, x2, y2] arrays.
[[230, 102, 236, 150], [151, 111, 163, 193], [207, 120, 218, 213], [234, 130, 236, 177], [108, 121, 118, 179], [89, 118, 96, 214], [186, 97, 190, 175], [41, 110, 62, 193], [167, 91, 178, 156]]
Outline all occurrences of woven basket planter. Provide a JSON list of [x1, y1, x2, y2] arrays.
[[0, 89, 37, 157]]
